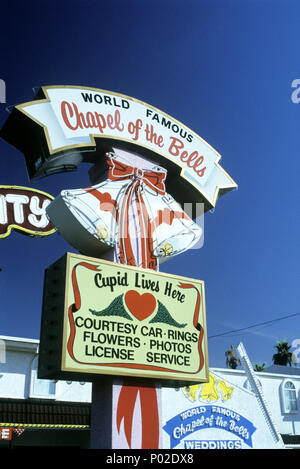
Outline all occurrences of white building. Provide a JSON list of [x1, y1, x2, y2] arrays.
[[0, 335, 299, 448], [212, 364, 300, 448], [0, 335, 92, 447]]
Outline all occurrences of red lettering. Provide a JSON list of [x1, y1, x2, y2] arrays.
[[75, 104, 87, 129], [168, 137, 206, 178], [86, 111, 96, 128], [196, 166, 206, 177], [192, 155, 206, 176], [114, 109, 124, 132], [187, 151, 199, 167], [168, 136, 184, 156], [107, 113, 114, 128], [61, 102, 124, 135], [157, 135, 164, 147], [106, 110, 124, 132], [128, 118, 143, 141], [95, 113, 106, 133], [61, 101, 78, 130], [145, 124, 164, 147], [180, 151, 189, 162]]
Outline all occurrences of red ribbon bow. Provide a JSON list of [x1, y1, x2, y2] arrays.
[[116, 383, 159, 449], [106, 154, 166, 270], [107, 155, 166, 196]]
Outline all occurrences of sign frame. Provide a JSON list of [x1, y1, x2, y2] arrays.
[[38, 252, 209, 386]]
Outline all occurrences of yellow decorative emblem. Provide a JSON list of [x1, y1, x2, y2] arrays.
[[182, 384, 200, 402], [218, 379, 234, 401], [95, 225, 109, 240], [182, 373, 234, 403], [159, 242, 173, 256], [199, 374, 219, 402]]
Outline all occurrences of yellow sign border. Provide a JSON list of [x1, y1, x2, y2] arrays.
[[61, 252, 209, 383]]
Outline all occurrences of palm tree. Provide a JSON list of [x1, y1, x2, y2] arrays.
[[272, 340, 293, 366], [254, 362, 266, 372], [225, 345, 240, 369]]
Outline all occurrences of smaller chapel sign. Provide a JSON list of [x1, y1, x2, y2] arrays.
[[39, 252, 208, 384]]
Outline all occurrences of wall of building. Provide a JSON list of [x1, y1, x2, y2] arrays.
[[212, 367, 300, 438], [161, 369, 284, 449], [0, 336, 92, 402], [1, 335, 300, 448], [0, 336, 92, 448]]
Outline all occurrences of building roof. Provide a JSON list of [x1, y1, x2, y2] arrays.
[[263, 365, 300, 376], [0, 335, 39, 353], [281, 434, 300, 445], [0, 335, 39, 344]]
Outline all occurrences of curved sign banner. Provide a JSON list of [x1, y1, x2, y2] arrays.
[[0, 86, 237, 211], [0, 185, 55, 238]]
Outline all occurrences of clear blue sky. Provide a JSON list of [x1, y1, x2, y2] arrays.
[[0, 0, 299, 369]]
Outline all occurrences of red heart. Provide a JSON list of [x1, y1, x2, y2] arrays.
[[124, 290, 156, 321]]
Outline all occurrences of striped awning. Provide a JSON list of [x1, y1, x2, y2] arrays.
[[0, 423, 88, 429], [0, 399, 90, 429]]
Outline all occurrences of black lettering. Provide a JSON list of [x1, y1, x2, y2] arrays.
[[94, 94, 103, 104], [94, 273, 102, 288], [135, 272, 141, 287], [85, 344, 94, 356], [101, 320, 110, 331], [179, 129, 187, 140], [75, 316, 84, 327], [161, 117, 171, 129], [112, 97, 120, 107], [133, 337, 141, 347], [146, 351, 153, 362], [122, 99, 130, 109], [164, 281, 172, 296], [84, 345, 135, 360], [81, 92, 93, 103], [104, 95, 112, 105]]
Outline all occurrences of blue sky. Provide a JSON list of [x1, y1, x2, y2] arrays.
[[0, 0, 299, 369]]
